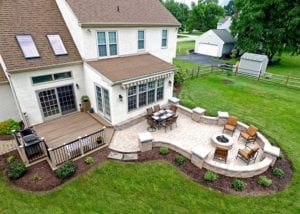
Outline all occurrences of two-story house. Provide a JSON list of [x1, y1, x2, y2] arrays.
[[0, 0, 180, 127]]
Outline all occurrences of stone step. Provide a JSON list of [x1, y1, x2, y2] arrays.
[[108, 151, 138, 161], [108, 151, 123, 160]]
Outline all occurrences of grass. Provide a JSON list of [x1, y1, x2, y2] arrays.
[[181, 31, 203, 36], [176, 41, 195, 56], [267, 53, 300, 78], [177, 35, 188, 39]]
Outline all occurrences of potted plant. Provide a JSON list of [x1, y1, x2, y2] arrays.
[[96, 136, 103, 144], [81, 95, 91, 112], [89, 107, 94, 113]]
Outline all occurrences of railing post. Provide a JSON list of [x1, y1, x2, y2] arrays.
[[48, 148, 57, 169], [78, 136, 84, 156], [285, 75, 290, 86], [102, 126, 106, 144], [257, 69, 262, 81], [17, 145, 29, 165]]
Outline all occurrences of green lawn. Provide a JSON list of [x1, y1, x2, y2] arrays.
[[181, 31, 203, 36], [267, 53, 300, 78], [176, 41, 195, 56]]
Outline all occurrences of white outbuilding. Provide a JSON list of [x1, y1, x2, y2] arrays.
[[238, 53, 269, 77], [194, 29, 235, 57]]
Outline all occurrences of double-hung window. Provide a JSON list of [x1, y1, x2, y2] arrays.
[[156, 79, 164, 100], [97, 31, 118, 57], [161, 30, 168, 48], [16, 35, 40, 58], [128, 86, 137, 111], [138, 30, 145, 50]]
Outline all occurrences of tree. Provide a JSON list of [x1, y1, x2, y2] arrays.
[[224, 0, 234, 16], [187, 3, 224, 32], [161, 0, 190, 31], [231, 0, 300, 60]]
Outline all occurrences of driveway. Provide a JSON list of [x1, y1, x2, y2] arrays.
[[176, 53, 222, 66]]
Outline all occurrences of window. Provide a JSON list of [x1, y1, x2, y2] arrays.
[[127, 79, 165, 111], [47, 34, 68, 55], [32, 71, 72, 84], [16, 35, 40, 58], [138, 30, 145, 50], [97, 31, 118, 57], [161, 30, 168, 48]]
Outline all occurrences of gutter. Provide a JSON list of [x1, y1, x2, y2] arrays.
[[80, 22, 181, 28]]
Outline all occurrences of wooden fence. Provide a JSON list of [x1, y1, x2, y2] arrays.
[[47, 129, 105, 168], [259, 72, 300, 89]]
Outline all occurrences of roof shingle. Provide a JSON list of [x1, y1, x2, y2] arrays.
[[0, 64, 7, 82], [87, 54, 176, 83], [66, 0, 180, 27], [212, 29, 235, 43], [0, 0, 81, 72]]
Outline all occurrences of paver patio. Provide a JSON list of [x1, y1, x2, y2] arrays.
[[110, 112, 264, 166]]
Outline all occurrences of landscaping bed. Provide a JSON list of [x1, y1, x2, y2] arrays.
[[138, 148, 293, 196]]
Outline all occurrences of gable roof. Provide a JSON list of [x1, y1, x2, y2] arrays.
[[66, 0, 180, 27], [241, 53, 269, 62], [86, 53, 175, 83], [211, 29, 235, 43], [0, 64, 7, 82], [0, 0, 81, 73]]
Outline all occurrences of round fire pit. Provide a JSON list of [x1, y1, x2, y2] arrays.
[[211, 134, 234, 149]]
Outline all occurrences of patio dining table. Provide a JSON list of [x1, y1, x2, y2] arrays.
[[152, 109, 175, 128]]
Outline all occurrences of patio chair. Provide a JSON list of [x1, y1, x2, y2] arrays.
[[213, 147, 228, 163], [223, 116, 238, 136], [153, 104, 160, 113], [146, 107, 153, 119], [236, 144, 260, 165], [147, 118, 157, 132], [161, 118, 173, 133], [171, 115, 178, 128], [238, 125, 258, 143], [170, 105, 178, 113]]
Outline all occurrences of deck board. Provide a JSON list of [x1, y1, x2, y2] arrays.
[[34, 112, 113, 149]]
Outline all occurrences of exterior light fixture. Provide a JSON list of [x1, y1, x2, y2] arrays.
[[76, 83, 80, 89], [168, 80, 172, 86], [119, 94, 123, 102]]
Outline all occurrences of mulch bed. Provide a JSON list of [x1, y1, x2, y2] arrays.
[[0, 135, 14, 141], [0, 147, 293, 195]]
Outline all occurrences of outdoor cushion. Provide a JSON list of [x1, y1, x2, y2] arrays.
[[227, 116, 237, 126], [225, 124, 235, 131], [246, 125, 258, 137]]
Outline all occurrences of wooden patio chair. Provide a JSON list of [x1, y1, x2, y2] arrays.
[[153, 104, 160, 113], [213, 147, 228, 163], [171, 115, 179, 128], [147, 118, 157, 132], [236, 144, 260, 165], [146, 107, 153, 119], [223, 116, 238, 136], [161, 118, 173, 133], [238, 125, 258, 143], [170, 105, 178, 113]]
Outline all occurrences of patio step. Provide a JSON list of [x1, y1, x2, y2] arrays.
[[108, 150, 138, 161]]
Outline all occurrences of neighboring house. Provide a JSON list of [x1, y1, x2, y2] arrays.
[[238, 53, 269, 77], [194, 29, 235, 57], [217, 17, 232, 32], [0, 0, 180, 127]]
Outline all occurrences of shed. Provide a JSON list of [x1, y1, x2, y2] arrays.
[[194, 29, 235, 57], [238, 53, 269, 77]]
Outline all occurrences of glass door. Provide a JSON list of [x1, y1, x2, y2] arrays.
[[57, 85, 76, 115], [38, 89, 61, 120], [96, 86, 111, 120]]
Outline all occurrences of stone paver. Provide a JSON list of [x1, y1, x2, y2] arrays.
[[108, 151, 123, 160], [0, 140, 17, 155], [109, 113, 264, 166], [123, 153, 138, 161]]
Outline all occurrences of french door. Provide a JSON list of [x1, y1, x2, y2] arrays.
[[95, 85, 111, 120], [37, 85, 77, 120]]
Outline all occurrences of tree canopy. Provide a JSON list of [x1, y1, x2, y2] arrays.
[[231, 0, 300, 60], [187, 3, 224, 32]]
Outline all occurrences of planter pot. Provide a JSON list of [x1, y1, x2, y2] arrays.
[[81, 100, 91, 112]]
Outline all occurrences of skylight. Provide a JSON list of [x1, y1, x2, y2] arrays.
[[16, 35, 40, 58], [47, 34, 68, 56]]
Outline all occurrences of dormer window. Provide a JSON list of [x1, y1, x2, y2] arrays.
[[16, 35, 40, 58], [47, 34, 68, 56]]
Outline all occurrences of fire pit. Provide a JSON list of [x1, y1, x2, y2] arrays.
[[211, 134, 234, 149]]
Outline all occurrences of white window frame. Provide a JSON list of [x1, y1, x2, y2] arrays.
[[97, 31, 119, 58], [31, 71, 73, 85], [137, 30, 145, 51], [16, 34, 40, 59], [47, 34, 68, 56], [161, 29, 168, 49]]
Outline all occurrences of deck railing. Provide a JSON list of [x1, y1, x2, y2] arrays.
[[47, 129, 105, 168]]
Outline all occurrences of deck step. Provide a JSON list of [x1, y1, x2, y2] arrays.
[[108, 151, 138, 161]]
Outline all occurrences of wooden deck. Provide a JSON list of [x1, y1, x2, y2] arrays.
[[34, 112, 114, 149]]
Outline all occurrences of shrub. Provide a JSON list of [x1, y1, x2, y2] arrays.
[[84, 156, 94, 165], [6, 155, 16, 164], [174, 66, 188, 85], [257, 176, 272, 187], [56, 161, 76, 179], [7, 160, 26, 180], [0, 119, 20, 135], [231, 179, 245, 191], [159, 147, 169, 155], [81, 95, 89, 102], [272, 168, 285, 179], [175, 155, 185, 166], [32, 174, 42, 183], [204, 171, 218, 182]]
